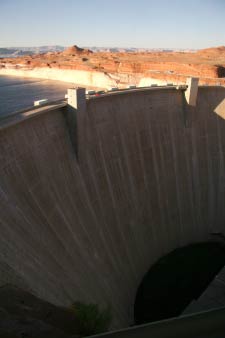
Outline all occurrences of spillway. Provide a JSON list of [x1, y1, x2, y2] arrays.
[[0, 86, 225, 328]]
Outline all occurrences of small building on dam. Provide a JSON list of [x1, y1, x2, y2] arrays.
[[0, 82, 225, 334]]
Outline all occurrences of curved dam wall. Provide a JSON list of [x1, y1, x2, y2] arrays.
[[0, 87, 225, 328]]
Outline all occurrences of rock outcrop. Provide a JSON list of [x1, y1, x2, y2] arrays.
[[0, 285, 79, 338], [197, 45, 225, 55], [62, 45, 92, 56], [1, 45, 225, 87]]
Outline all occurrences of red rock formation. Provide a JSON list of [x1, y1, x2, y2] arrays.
[[62, 45, 92, 55], [197, 46, 225, 55], [1, 45, 225, 85]]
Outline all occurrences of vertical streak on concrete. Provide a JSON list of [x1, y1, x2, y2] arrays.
[[183, 128, 197, 240], [216, 112, 225, 232], [120, 132, 138, 209], [134, 130, 155, 263], [205, 129, 215, 232], [120, 135, 147, 266], [202, 118, 211, 234], [190, 121, 204, 241], [168, 109, 182, 245], [147, 119, 167, 255], [97, 133, 138, 282], [117, 127, 148, 270]]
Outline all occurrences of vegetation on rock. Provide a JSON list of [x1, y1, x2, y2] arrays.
[[70, 302, 112, 336]]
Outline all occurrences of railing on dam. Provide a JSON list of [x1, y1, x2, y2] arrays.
[[90, 307, 225, 338]]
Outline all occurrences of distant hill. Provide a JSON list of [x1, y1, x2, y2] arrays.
[[0, 45, 196, 58], [87, 47, 196, 53], [0, 48, 17, 54], [0, 48, 34, 57], [0, 46, 65, 57], [197, 46, 225, 55], [20, 45, 65, 53]]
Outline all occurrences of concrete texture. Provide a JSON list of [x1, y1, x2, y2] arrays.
[[0, 86, 225, 328], [185, 77, 199, 106]]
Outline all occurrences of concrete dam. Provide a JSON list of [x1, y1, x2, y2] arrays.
[[0, 85, 225, 329]]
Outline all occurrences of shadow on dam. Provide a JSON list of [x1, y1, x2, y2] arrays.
[[134, 241, 225, 325], [0, 86, 225, 329]]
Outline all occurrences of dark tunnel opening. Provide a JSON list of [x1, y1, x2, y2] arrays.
[[134, 241, 225, 325]]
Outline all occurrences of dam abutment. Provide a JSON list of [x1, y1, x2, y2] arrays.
[[0, 86, 225, 328]]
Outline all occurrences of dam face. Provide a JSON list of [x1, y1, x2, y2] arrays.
[[0, 87, 225, 328]]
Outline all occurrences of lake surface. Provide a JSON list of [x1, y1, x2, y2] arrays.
[[0, 75, 73, 117]]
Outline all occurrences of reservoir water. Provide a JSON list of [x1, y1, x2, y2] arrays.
[[0, 75, 73, 118]]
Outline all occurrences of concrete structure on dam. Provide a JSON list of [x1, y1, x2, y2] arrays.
[[0, 84, 225, 329]]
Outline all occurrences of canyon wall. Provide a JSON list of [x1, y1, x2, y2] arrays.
[[140, 74, 225, 87], [0, 87, 225, 328], [118, 61, 224, 78]]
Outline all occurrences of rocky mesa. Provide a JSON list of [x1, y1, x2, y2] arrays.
[[0, 45, 225, 88]]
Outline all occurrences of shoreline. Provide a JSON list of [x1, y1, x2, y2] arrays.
[[0, 67, 143, 89]]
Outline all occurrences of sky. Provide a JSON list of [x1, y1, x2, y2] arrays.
[[0, 0, 224, 49]]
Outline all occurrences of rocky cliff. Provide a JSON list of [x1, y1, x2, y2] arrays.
[[0, 45, 225, 87]]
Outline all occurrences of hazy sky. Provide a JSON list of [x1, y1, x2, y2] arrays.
[[0, 0, 224, 48]]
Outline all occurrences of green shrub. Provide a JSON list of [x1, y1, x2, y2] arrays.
[[70, 301, 112, 336]]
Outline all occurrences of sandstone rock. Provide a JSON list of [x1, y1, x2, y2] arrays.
[[62, 45, 92, 56], [197, 46, 225, 55], [1, 45, 225, 86]]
